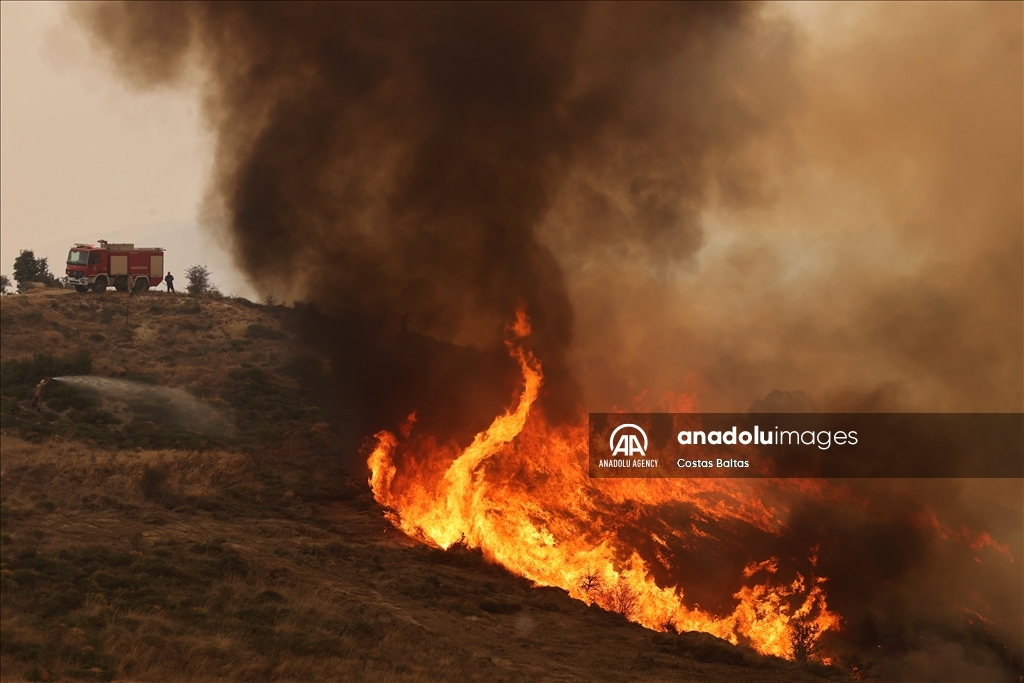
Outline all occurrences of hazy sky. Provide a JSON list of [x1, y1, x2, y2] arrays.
[[0, 1, 252, 295]]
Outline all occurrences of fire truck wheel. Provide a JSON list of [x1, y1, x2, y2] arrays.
[[92, 278, 107, 293], [134, 278, 150, 292], [74, 285, 89, 294]]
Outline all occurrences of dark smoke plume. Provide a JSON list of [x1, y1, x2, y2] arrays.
[[73, 1, 779, 437]]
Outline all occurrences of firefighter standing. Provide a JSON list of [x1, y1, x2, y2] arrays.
[[165, 271, 175, 293], [31, 378, 51, 411]]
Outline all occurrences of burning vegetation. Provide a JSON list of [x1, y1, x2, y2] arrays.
[[367, 309, 841, 659], [71, 2, 1023, 679]]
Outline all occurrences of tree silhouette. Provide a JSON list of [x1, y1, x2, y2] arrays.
[[790, 619, 822, 662], [12, 250, 57, 291], [185, 264, 215, 295]]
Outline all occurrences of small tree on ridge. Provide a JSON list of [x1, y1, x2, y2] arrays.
[[12, 250, 58, 291], [185, 264, 214, 295]]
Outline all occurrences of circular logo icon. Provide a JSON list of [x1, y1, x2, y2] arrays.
[[609, 423, 648, 457]]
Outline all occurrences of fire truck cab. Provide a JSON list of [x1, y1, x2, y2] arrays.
[[66, 240, 165, 294]]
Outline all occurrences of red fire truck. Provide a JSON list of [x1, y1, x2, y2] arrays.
[[65, 240, 166, 293]]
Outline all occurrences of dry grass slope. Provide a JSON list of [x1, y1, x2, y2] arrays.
[[1, 290, 847, 682], [1, 290, 329, 451]]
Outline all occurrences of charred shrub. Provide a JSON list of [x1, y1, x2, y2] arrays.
[[245, 323, 286, 340], [257, 589, 286, 603], [196, 553, 248, 579], [655, 631, 747, 666], [420, 540, 497, 572], [479, 598, 522, 614], [98, 306, 119, 324], [347, 620, 380, 639], [73, 407, 121, 425], [42, 382, 98, 412], [140, 463, 168, 500], [791, 619, 822, 662], [397, 575, 441, 599], [139, 464, 182, 508]]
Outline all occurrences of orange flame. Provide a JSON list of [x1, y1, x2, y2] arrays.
[[367, 310, 840, 658]]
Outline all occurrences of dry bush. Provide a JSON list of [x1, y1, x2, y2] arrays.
[[579, 567, 602, 595], [602, 581, 640, 621], [790, 619, 822, 662]]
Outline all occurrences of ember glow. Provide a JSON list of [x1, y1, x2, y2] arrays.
[[369, 310, 840, 659]]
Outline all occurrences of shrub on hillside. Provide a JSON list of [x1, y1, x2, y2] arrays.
[[0, 351, 93, 399], [12, 250, 59, 292], [185, 265, 216, 295], [245, 323, 286, 340]]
